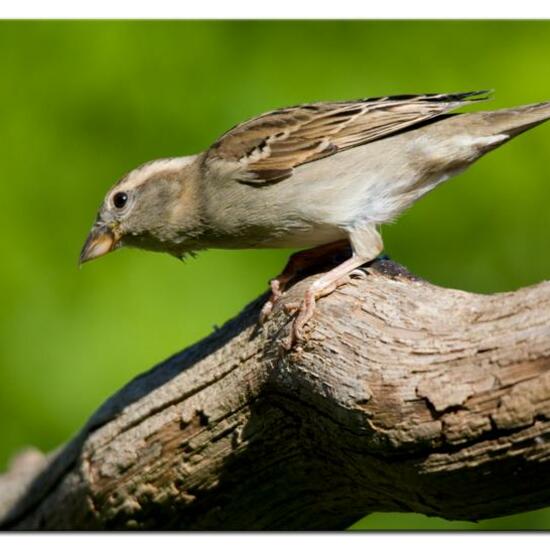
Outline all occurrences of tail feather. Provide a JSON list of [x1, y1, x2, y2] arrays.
[[475, 101, 550, 139], [406, 98, 550, 193]]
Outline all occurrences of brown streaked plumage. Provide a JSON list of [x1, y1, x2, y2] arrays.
[[80, 91, 550, 347], [208, 91, 490, 184]]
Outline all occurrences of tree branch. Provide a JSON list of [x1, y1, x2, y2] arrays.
[[1, 259, 550, 530]]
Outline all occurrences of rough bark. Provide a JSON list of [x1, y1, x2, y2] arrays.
[[1, 259, 550, 530]]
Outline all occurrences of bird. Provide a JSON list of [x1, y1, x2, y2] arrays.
[[80, 90, 550, 347]]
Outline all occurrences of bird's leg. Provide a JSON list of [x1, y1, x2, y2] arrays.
[[259, 240, 350, 324], [283, 225, 383, 349]]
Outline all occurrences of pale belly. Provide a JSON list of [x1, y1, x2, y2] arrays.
[[251, 223, 348, 249], [196, 221, 348, 251]]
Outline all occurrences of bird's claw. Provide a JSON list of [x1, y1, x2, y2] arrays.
[[282, 274, 352, 349], [260, 292, 314, 350], [259, 278, 286, 325], [283, 302, 300, 314], [349, 267, 368, 280], [258, 301, 274, 325], [260, 255, 360, 350]]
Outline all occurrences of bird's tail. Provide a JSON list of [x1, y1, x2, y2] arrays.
[[401, 99, 550, 206], [469, 101, 550, 141]]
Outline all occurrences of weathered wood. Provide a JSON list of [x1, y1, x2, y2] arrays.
[[1, 259, 550, 530]]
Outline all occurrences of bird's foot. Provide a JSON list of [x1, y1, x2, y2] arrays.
[[258, 240, 352, 326], [281, 274, 351, 350], [259, 277, 290, 325]]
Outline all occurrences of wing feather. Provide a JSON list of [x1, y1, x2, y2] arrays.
[[205, 91, 491, 185]]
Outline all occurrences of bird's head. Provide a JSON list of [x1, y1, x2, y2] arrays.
[[79, 156, 201, 265]]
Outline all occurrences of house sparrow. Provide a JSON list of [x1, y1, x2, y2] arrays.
[[80, 91, 550, 347]]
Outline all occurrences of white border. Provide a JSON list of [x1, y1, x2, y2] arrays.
[[0, 2, 549, 544], [2, 0, 550, 19], [0, 534, 548, 549]]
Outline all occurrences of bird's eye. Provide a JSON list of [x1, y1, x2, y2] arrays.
[[112, 192, 128, 209]]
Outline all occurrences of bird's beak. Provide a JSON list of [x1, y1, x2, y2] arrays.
[[79, 222, 120, 265]]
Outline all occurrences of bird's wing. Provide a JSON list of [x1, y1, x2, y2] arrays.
[[204, 91, 490, 185]]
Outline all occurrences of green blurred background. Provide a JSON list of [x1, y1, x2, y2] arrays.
[[1, 20, 549, 530]]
